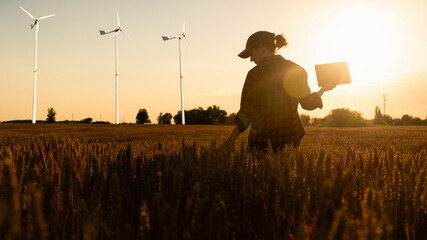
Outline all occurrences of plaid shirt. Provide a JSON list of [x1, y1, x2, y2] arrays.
[[235, 55, 322, 151]]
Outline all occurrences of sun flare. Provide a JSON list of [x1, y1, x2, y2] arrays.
[[314, 2, 405, 85]]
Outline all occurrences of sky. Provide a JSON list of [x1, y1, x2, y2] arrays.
[[1, 0, 426, 123]]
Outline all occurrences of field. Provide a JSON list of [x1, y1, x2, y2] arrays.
[[0, 124, 426, 239]]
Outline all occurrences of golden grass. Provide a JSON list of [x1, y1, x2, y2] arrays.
[[0, 124, 426, 239]]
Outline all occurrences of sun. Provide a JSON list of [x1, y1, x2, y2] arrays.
[[313, 2, 404, 85]]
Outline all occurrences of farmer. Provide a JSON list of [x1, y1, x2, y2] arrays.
[[221, 31, 335, 152]]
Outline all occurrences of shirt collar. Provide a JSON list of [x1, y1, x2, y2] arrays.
[[258, 54, 285, 66]]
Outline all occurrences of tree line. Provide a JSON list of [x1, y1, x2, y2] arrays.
[[3, 105, 426, 127], [136, 105, 235, 125], [300, 106, 427, 127]]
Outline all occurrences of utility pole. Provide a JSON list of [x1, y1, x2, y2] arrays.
[[383, 94, 387, 115]]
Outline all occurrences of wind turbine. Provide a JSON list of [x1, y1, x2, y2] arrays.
[[162, 23, 188, 125], [20, 6, 55, 124], [99, 12, 128, 124]]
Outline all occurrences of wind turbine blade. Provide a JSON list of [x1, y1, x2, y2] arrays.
[[123, 30, 132, 39], [39, 14, 56, 20], [101, 29, 118, 35], [20, 6, 36, 20], [183, 22, 186, 33], [184, 36, 190, 45], [111, 31, 119, 38], [117, 12, 120, 27], [162, 36, 169, 41]]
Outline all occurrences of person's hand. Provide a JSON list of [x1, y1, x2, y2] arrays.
[[220, 125, 240, 150], [318, 83, 337, 97], [322, 82, 337, 91]]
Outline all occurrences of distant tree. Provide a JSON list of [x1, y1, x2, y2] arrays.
[[136, 109, 151, 124], [311, 117, 325, 126], [404, 115, 417, 125], [93, 121, 111, 124], [157, 112, 172, 124], [3, 120, 32, 123], [185, 107, 205, 124], [395, 114, 424, 126], [382, 115, 394, 125], [224, 113, 236, 125], [324, 108, 367, 127], [299, 114, 311, 126], [174, 111, 182, 124], [174, 109, 204, 124], [374, 106, 387, 125], [81, 118, 93, 124], [374, 106, 394, 125], [206, 105, 228, 125], [46, 107, 56, 123], [174, 105, 229, 125]]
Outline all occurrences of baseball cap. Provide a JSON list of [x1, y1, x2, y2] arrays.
[[238, 31, 275, 59]]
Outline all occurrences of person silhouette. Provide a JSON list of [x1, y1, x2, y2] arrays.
[[221, 31, 335, 152]]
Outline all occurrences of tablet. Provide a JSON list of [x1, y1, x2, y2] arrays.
[[315, 61, 351, 87]]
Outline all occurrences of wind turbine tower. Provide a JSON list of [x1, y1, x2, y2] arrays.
[[99, 12, 129, 124], [162, 23, 188, 125], [20, 7, 55, 124]]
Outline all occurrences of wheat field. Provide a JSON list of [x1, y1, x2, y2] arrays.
[[0, 124, 426, 239]]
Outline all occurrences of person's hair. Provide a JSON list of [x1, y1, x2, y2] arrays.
[[274, 34, 288, 52], [259, 33, 288, 54]]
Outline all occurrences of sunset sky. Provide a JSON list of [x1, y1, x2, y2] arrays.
[[1, 0, 426, 123]]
